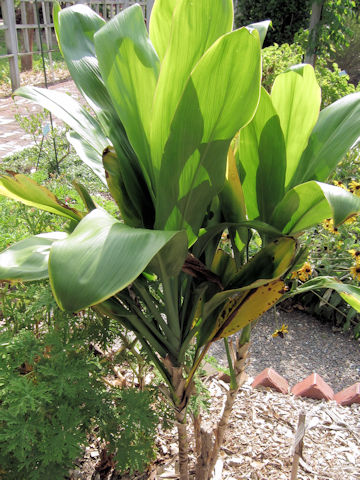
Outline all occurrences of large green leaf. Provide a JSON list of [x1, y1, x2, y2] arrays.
[[54, 4, 107, 114], [55, 3, 150, 220], [270, 181, 360, 234], [150, 0, 233, 174], [0, 173, 84, 221], [154, 27, 261, 238], [291, 276, 360, 313], [271, 65, 321, 188], [67, 132, 106, 185], [48, 209, 187, 311], [288, 92, 360, 188], [238, 87, 286, 222], [0, 232, 67, 282], [15, 86, 108, 156], [149, 0, 177, 61], [95, 4, 159, 190]]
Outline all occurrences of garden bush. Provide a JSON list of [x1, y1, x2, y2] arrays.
[[262, 42, 359, 108], [234, 0, 309, 46]]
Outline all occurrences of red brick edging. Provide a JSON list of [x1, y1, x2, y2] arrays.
[[250, 367, 360, 406]]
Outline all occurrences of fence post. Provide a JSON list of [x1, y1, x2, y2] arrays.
[[1, 0, 20, 90]]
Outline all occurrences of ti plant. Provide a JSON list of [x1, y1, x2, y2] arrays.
[[1, 1, 360, 478]]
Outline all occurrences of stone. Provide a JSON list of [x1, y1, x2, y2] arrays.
[[251, 367, 289, 394], [291, 373, 334, 400], [334, 383, 360, 406]]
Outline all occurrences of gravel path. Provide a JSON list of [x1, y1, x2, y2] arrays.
[[209, 308, 360, 393]]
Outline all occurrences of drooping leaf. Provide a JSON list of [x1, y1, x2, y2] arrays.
[[0, 173, 84, 221], [14, 86, 108, 156], [149, 0, 177, 61], [203, 237, 297, 318], [288, 92, 360, 188], [150, 0, 233, 173], [48, 209, 187, 311], [213, 279, 285, 339], [0, 232, 68, 282], [238, 87, 286, 222], [271, 64, 321, 188], [54, 4, 107, 113], [270, 181, 360, 234], [291, 276, 360, 313], [154, 27, 261, 238], [95, 4, 159, 190], [66, 132, 106, 185]]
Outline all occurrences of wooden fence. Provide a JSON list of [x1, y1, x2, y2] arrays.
[[0, 0, 154, 91]]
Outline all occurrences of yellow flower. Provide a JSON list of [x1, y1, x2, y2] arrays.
[[272, 324, 288, 338], [348, 249, 360, 264], [349, 180, 360, 197], [344, 215, 357, 225], [350, 264, 360, 281], [291, 261, 312, 282], [322, 218, 339, 234], [333, 180, 348, 190]]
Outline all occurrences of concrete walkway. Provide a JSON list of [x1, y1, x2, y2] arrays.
[[0, 79, 80, 160]]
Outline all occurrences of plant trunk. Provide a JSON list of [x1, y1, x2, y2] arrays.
[[163, 357, 192, 480], [304, 0, 324, 67], [175, 409, 189, 480], [195, 339, 250, 480], [207, 341, 249, 477]]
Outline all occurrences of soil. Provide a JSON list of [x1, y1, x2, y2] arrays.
[[209, 306, 360, 393]]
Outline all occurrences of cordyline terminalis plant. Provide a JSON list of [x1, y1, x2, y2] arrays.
[[1, 0, 360, 478]]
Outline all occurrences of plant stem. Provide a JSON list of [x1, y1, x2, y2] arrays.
[[205, 327, 251, 479], [175, 409, 189, 480]]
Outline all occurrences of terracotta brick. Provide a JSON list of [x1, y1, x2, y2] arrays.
[[334, 383, 360, 406], [291, 373, 334, 400], [251, 367, 289, 394]]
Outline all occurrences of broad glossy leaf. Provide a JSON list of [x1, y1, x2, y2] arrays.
[[270, 181, 360, 234], [54, 5, 107, 113], [149, 0, 177, 60], [95, 4, 159, 189], [271, 65, 321, 188], [67, 132, 106, 185], [0, 232, 67, 282], [15, 86, 108, 156], [49, 209, 187, 311], [291, 276, 360, 312], [288, 92, 360, 188], [56, 3, 149, 214], [150, 0, 233, 173], [238, 87, 286, 222], [0, 173, 83, 221], [155, 27, 261, 237]]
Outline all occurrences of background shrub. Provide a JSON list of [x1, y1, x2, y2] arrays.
[[261, 42, 358, 108], [234, 0, 310, 46]]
